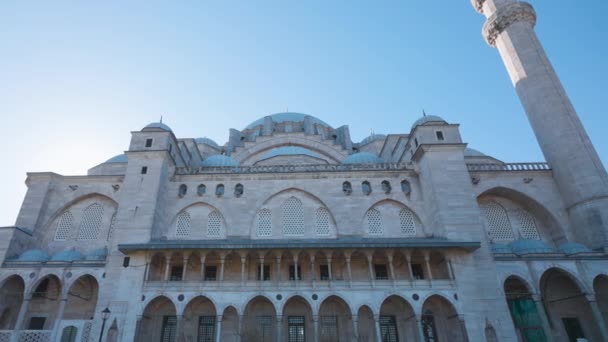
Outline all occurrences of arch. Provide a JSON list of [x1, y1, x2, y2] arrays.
[[45, 193, 118, 231], [54, 211, 74, 241], [63, 274, 99, 320], [221, 305, 239, 342], [180, 296, 217, 342], [77, 202, 104, 240], [171, 202, 227, 239], [363, 199, 424, 237], [503, 275, 547, 341], [314, 207, 333, 236], [478, 200, 515, 242], [421, 295, 466, 342], [282, 196, 304, 236], [540, 267, 601, 341], [318, 295, 353, 342], [282, 295, 314, 342], [242, 295, 277, 341], [23, 274, 62, 331], [357, 305, 376, 342], [235, 137, 346, 165], [477, 187, 567, 244], [379, 294, 417, 342], [365, 208, 383, 235], [136, 296, 177, 342], [0, 274, 25, 329]]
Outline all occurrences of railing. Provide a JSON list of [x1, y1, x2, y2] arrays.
[[467, 162, 551, 172], [0, 331, 12, 342], [17, 330, 52, 342], [175, 162, 413, 175]]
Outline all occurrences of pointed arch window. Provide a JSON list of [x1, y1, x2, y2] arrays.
[[282, 197, 304, 236], [315, 207, 331, 236], [365, 209, 384, 235], [256, 209, 272, 237], [480, 202, 515, 242], [54, 211, 74, 241], [399, 208, 416, 236], [516, 209, 541, 240], [78, 203, 104, 241], [207, 211, 223, 237], [175, 211, 191, 237]]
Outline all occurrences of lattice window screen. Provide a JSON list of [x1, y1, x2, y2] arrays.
[[107, 212, 117, 241], [516, 209, 541, 240], [256, 209, 272, 237], [282, 197, 304, 236], [207, 211, 223, 237], [481, 202, 515, 242], [315, 207, 331, 236], [54, 211, 74, 241], [366, 209, 384, 235], [78, 203, 104, 241], [399, 208, 416, 236], [175, 212, 191, 237]]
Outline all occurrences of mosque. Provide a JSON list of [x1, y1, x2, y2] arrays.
[[1, 0, 608, 341]]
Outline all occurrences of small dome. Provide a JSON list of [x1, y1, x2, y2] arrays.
[[86, 247, 108, 261], [50, 249, 84, 262], [491, 243, 513, 254], [510, 239, 555, 255], [245, 112, 332, 130], [411, 115, 447, 130], [360, 134, 387, 145], [342, 152, 385, 165], [558, 242, 593, 255], [260, 146, 323, 161], [464, 148, 486, 157], [195, 137, 220, 149], [105, 154, 128, 163], [142, 122, 172, 132], [201, 155, 239, 167], [18, 249, 51, 262]]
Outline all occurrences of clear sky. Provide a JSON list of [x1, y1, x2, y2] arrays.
[[0, 1, 606, 226]]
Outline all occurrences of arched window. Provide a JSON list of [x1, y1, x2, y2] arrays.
[[175, 211, 191, 237], [234, 183, 244, 197], [480, 202, 515, 242], [362, 181, 372, 195], [399, 208, 416, 236], [256, 209, 272, 237], [215, 184, 225, 197], [401, 180, 411, 195], [315, 207, 331, 236], [197, 184, 206, 196], [207, 211, 223, 237], [381, 180, 391, 194], [342, 181, 352, 195], [365, 209, 383, 235], [78, 203, 104, 241], [516, 209, 541, 240], [107, 212, 117, 241], [282, 197, 304, 236], [54, 211, 74, 241], [178, 184, 187, 198]]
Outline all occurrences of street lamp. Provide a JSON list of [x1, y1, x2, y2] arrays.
[[98, 307, 111, 342]]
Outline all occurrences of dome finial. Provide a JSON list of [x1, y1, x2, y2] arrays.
[[160, 115, 163, 123], [422, 108, 427, 117]]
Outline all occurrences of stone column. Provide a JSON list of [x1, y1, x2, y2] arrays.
[[215, 315, 223, 342], [164, 255, 171, 281], [387, 253, 396, 287], [11, 297, 30, 342], [276, 254, 282, 287], [458, 315, 470, 342], [447, 257, 456, 285], [145, 253, 152, 281], [352, 314, 359, 342], [293, 254, 300, 287], [416, 315, 425, 342], [587, 295, 608, 341], [259, 255, 265, 282], [405, 252, 414, 286], [276, 315, 283, 342], [532, 294, 554, 342], [237, 315, 243, 342], [240, 256, 247, 286], [219, 253, 226, 283], [175, 315, 184, 342], [366, 252, 375, 288], [181, 254, 189, 281], [423, 252, 433, 287], [200, 254, 207, 281], [327, 255, 333, 287], [50, 295, 68, 342], [471, 0, 608, 249], [310, 254, 316, 288], [345, 253, 353, 288], [374, 315, 382, 342], [313, 315, 319, 342]]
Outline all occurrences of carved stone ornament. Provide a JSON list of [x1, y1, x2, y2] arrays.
[[470, 0, 485, 14], [483, 2, 536, 46], [68, 185, 79, 191]]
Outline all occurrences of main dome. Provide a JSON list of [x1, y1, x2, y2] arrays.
[[245, 112, 332, 130]]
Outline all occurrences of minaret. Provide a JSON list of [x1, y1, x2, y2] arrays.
[[471, 0, 608, 249]]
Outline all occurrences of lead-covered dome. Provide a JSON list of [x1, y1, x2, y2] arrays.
[[342, 152, 385, 165], [411, 115, 447, 131], [105, 154, 128, 163], [201, 155, 239, 167], [360, 134, 386, 145], [510, 239, 555, 255], [142, 122, 172, 132], [260, 146, 323, 160], [51, 249, 84, 262], [195, 137, 220, 149], [18, 249, 51, 262], [245, 112, 332, 130]]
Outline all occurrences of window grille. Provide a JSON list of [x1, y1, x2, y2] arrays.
[[107, 212, 117, 241], [422, 315, 438, 342], [161, 316, 177, 342], [289, 265, 302, 280], [320, 315, 338, 341], [282, 197, 304, 236], [516, 209, 541, 240], [256, 209, 272, 237], [60, 326, 77, 342], [197, 316, 216, 342], [207, 211, 223, 237], [365, 209, 383, 235], [175, 211, 191, 237], [399, 208, 416, 236], [257, 315, 273, 341], [481, 202, 515, 242], [205, 266, 217, 281], [78, 203, 104, 241], [54, 211, 74, 241], [315, 207, 331, 236], [374, 264, 389, 280], [319, 265, 329, 280], [380, 315, 398, 342], [288, 316, 305, 342]]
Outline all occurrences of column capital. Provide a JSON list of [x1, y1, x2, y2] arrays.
[[483, 2, 536, 46]]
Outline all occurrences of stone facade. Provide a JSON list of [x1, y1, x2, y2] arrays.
[[1, 2, 608, 342]]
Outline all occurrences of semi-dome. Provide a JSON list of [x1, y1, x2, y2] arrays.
[[342, 152, 385, 165], [18, 249, 51, 262], [491, 243, 513, 254], [201, 155, 239, 167], [510, 239, 555, 255], [245, 112, 331, 130], [142, 122, 172, 132], [86, 247, 108, 261], [105, 154, 128, 163], [195, 137, 220, 149], [51, 249, 84, 262], [558, 242, 593, 255], [260, 146, 323, 161], [411, 115, 447, 130], [360, 134, 387, 145]]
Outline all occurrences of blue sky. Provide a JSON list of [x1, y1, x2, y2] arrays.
[[0, 1, 607, 226]]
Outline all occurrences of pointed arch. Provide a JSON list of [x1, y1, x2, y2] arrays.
[[479, 201, 515, 242], [54, 211, 74, 241], [282, 196, 304, 236], [77, 203, 104, 240], [363, 199, 424, 237], [171, 202, 227, 239]]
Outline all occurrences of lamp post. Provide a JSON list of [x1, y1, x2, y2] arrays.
[[98, 307, 111, 342]]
